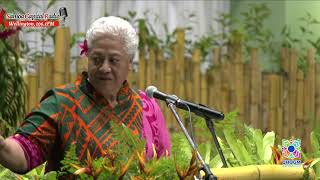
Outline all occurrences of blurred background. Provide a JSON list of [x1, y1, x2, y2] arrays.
[[0, 1, 320, 177]]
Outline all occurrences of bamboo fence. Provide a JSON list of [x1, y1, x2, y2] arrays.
[[24, 27, 320, 151]]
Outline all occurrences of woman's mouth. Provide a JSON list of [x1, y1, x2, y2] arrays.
[[97, 76, 113, 80]]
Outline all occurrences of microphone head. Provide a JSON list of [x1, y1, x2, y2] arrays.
[[145, 86, 157, 98], [59, 7, 68, 17]]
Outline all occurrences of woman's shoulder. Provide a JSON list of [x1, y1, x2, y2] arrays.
[[39, 82, 78, 103]]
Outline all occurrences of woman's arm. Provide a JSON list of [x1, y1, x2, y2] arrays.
[[0, 135, 28, 174]]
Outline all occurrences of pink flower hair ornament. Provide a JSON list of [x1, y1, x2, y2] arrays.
[[79, 39, 89, 56]]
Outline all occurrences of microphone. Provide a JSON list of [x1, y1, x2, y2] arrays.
[[59, 7, 68, 18], [146, 86, 224, 120], [59, 7, 68, 26]]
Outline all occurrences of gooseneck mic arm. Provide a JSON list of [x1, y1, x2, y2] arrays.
[[146, 86, 224, 120]]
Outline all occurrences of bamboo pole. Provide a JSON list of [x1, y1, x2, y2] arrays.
[[139, 51, 146, 90], [233, 42, 245, 123], [288, 49, 297, 137], [27, 73, 37, 112], [164, 59, 175, 130], [37, 57, 47, 102], [146, 49, 156, 87], [296, 70, 304, 142], [278, 76, 284, 140], [200, 73, 208, 105], [211, 165, 315, 179], [54, 27, 70, 86], [185, 59, 193, 101], [269, 74, 280, 133], [158, 51, 165, 113], [315, 63, 320, 131], [304, 49, 315, 152], [261, 73, 270, 132], [23, 75, 29, 113], [280, 48, 290, 139], [176, 29, 185, 99], [209, 48, 221, 110], [76, 57, 88, 75], [221, 60, 231, 113], [249, 48, 261, 128], [244, 62, 250, 125], [47, 57, 54, 89], [192, 49, 201, 103]]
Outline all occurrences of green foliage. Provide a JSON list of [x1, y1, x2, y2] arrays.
[[58, 122, 191, 179], [0, 39, 26, 136], [240, 3, 280, 72], [241, 4, 271, 47], [60, 141, 80, 175], [122, 10, 178, 59], [188, 110, 276, 168], [281, 12, 320, 74], [70, 32, 86, 49], [309, 131, 320, 177]]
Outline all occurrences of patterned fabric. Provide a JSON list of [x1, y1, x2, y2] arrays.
[[140, 92, 171, 158], [16, 72, 170, 172], [9, 134, 44, 170]]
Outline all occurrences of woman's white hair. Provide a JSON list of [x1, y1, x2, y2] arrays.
[[86, 16, 138, 57]]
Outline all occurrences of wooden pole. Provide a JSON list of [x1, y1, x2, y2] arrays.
[[296, 70, 304, 142], [185, 59, 193, 104], [158, 51, 166, 113], [192, 49, 201, 103], [209, 48, 221, 110], [249, 48, 261, 128], [262, 73, 270, 132], [280, 48, 290, 139], [37, 57, 47, 102], [164, 58, 174, 130], [315, 63, 320, 131], [221, 60, 231, 113], [27, 73, 37, 112], [54, 27, 71, 86], [304, 49, 315, 152], [146, 49, 156, 87], [138, 51, 146, 90], [176, 29, 185, 99], [288, 49, 297, 137], [233, 41, 245, 123], [269, 74, 281, 134], [76, 57, 88, 75], [200, 73, 208, 105]]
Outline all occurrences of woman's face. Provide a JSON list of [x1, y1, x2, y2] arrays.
[[87, 34, 132, 95]]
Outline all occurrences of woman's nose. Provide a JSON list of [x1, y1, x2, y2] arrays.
[[99, 59, 111, 72]]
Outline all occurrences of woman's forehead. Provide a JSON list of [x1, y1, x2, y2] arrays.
[[90, 48, 122, 57]]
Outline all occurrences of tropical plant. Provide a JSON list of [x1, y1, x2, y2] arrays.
[[0, 30, 26, 136], [58, 122, 198, 179]]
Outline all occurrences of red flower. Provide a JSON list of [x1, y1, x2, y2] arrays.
[[0, 27, 21, 39], [79, 39, 88, 56]]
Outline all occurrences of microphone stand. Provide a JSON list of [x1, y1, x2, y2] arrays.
[[166, 99, 217, 180], [204, 117, 228, 168]]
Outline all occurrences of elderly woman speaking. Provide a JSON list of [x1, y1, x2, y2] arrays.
[[0, 16, 171, 174]]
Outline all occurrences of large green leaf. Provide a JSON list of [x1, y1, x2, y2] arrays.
[[223, 128, 253, 166], [262, 131, 275, 163], [310, 131, 320, 153], [310, 131, 320, 177], [0, 39, 26, 136], [209, 154, 223, 168], [197, 143, 212, 164]]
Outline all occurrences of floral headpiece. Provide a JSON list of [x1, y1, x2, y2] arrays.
[[79, 39, 88, 56]]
